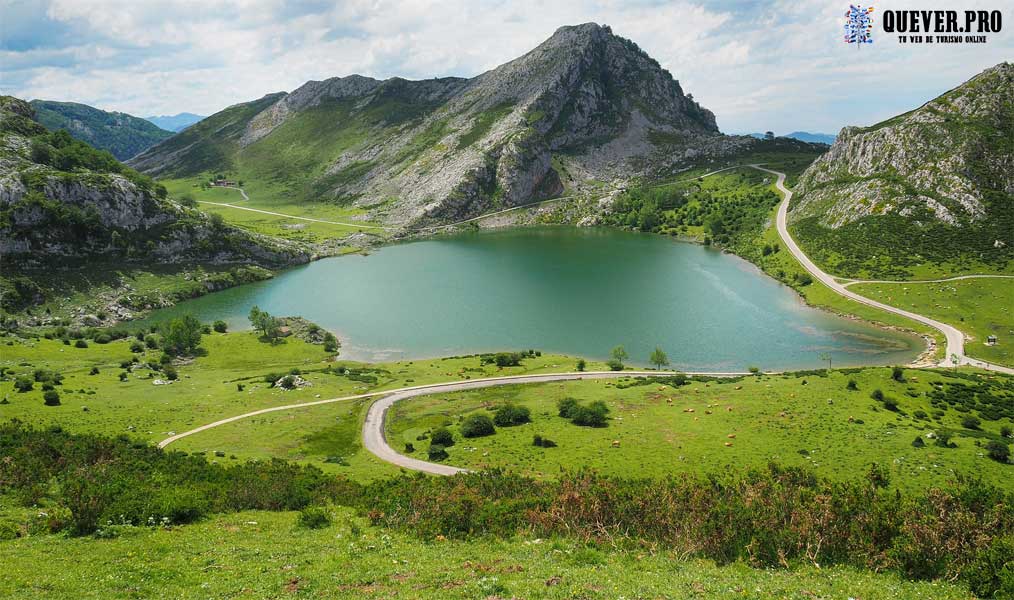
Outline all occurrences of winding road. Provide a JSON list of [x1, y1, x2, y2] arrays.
[[756, 165, 1013, 375]]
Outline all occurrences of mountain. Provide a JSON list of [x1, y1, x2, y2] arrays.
[[131, 24, 752, 227], [0, 96, 309, 272], [789, 62, 1013, 278], [746, 132, 835, 145], [29, 100, 174, 161], [145, 112, 206, 132], [784, 131, 835, 145]]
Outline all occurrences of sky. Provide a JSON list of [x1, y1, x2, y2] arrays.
[[1, 0, 1010, 134]]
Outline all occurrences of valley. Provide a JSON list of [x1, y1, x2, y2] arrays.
[[2, 15, 1012, 600]]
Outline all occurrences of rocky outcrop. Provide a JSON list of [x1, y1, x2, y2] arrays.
[[131, 23, 727, 227], [0, 96, 310, 268]]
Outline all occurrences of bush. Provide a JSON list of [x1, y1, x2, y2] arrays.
[[606, 359, 624, 371], [985, 440, 1010, 463], [163, 366, 178, 381], [571, 401, 610, 427], [912, 436, 925, 448], [212, 320, 228, 333], [870, 389, 884, 401], [962, 535, 1014, 599], [493, 404, 531, 427], [297, 506, 331, 529], [14, 376, 33, 392], [1002, 426, 1012, 439], [129, 340, 144, 353], [557, 398, 580, 419], [962, 415, 982, 430], [882, 396, 899, 412], [74, 339, 88, 349], [404, 443, 415, 453], [430, 427, 454, 447], [846, 379, 858, 391], [43, 390, 61, 406], [533, 435, 557, 448], [89, 367, 99, 375], [460, 415, 495, 438], [576, 359, 586, 372], [144, 334, 159, 349], [427, 444, 449, 461], [891, 366, 905, 382], [118, 371, 128, 381]]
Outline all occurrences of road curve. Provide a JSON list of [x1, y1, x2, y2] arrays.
[[757, 165, 1013, 374], [159, 370, 747, 474]]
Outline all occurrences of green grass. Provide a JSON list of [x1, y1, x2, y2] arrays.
[[0, 332, 608, 478], [0, 506, 973, 599], [386, 367, 1014, 491], [852, 278, 1014, 367]]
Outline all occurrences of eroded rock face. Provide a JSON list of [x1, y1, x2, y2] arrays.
[[130, 23, 725, 227], [791, 62, 1013, 231]]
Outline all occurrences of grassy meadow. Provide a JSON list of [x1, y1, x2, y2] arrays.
[[386, 367, 1014, 491], [851, 278, 1014, 368]]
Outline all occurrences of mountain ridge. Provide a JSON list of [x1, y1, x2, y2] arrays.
[[145, 112, 205, 132], [130, 23, 751, 227]]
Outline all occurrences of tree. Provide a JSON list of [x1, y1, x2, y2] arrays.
[[819, 352, 832, 371], [649, 347, 670, 370], [610, 345, 628, 363], [461, 414, 495, 438], [160, 315, 203, 356], [891, 366, 905, 382], [493, 404, 531, 427], [764, 131, 775, 140], [576, 359, 586, 372], [427, 444, 449, 461], [248, 306, 281, 342]]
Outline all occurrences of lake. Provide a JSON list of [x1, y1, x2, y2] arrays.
[[138, 227, 922, 370]]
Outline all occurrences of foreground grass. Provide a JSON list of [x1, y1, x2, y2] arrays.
[[386, 368, 1014, 491], [0, 506, 973, 599], [852, 278, 1014, 368]]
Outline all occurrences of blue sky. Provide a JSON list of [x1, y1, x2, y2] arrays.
[[1, 0, 1010, 133]]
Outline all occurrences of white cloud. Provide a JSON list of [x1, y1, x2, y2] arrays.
[[2, 0, 1011, 132]]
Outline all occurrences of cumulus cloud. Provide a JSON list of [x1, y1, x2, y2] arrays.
[[1, 0, 1010, 132]]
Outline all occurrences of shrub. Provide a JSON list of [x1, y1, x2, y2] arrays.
[[748, 366, 760, 375], [576, 359, 586, 372], [493, 404, 530, 427], [163, 366, 178, 381], [493, 352, 523, 367], [144, 334, 159, 349], [891, 366, 905, 382], [297, 506, 331, 529], [404, 443, 415, 453], [846, 379, 858, 391], [212, 320, 228, 333], [130, 340, 144, 353], [557, 398, 580, 419], [427, 444, 449, 461], [94, 333, 111, 344], [962, 415, 982, 430], [533, 435, 557, 448], [1002, 426, 1013, 438], [14, 377, 33, 392], [118, 371, 128, 381], [985, 441, 1010, 463], [606, 359, 624, 371], [460, 415, 495, 438], [962, 535, 1014, 599], [912, 436, 925, 448], [278, 375, 296, 390], [74, 339, 88, 348], [936, 431, 955, 448], [870, 389, 884, 401], [43, 390, 60, 406], [882, 396, 899, 412], [430, 427, 454, 447], [571, 401, 610, 427], [913, 410, 927, 419], [236, 383, 245, 392]]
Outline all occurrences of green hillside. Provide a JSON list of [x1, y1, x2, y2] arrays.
[[30, 100, 174, 161]]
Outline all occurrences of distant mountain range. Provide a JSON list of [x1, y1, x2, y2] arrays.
[[145, 112, 206, 132], [746, 131, 836, 145], [29, 100, 175, 161]]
